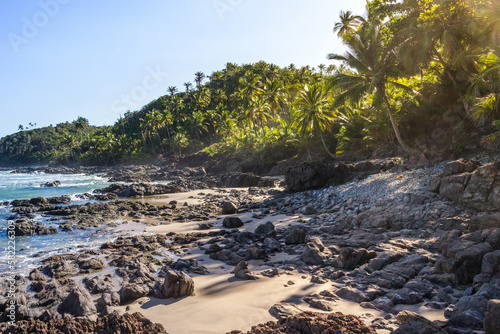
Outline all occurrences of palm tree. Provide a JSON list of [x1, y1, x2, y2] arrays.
[[328, 23, 421, 156], [241, 95, 272, 130], [184, 82, 192, 92], [168, 86, 178, 96], [292, 83, 336, 158], [333, 10, 365, 40], [195, 71, 205, 90]]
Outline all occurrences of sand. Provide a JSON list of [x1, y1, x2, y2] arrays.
[[113, 188, 444, 334]]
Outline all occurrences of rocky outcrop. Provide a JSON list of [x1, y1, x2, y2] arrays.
[[159, 268, 195, 299], [14, 219, 58, 236], [285, 161, 352, 192], [432, 160, 500, 212], [228, 311, 376, 334], [97, 182, 182, 197], [0, 312, 168, 334], [300, 238, 331, 265]]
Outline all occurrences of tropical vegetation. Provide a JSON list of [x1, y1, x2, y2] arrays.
[[1, 0, 499, 165]]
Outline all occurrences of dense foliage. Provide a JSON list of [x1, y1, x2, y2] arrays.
[[1, 0, 499, 165]]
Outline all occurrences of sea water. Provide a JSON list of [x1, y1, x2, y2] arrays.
[[0, 170, 115, 275]]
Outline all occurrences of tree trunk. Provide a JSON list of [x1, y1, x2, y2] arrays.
[[319, 132, 336, 158], [381, 87, 422, 156]]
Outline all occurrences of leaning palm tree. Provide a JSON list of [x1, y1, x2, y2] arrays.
[[292, 83, 336, 158], [328, 23, 421, 156]]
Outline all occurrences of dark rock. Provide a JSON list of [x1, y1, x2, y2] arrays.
[[333, 248, 376, 270], [223, 216, 244, 228], [78, 258, 106, 274], [285, 161, 352, 192], [0, 312, 168, 334], [254, 221, 276, 238], [300, 238, 330, 265], [230, 311, 376, 334], [285, 225, 307, 245], [58, 285, 97, 319], [210, 250, 243, 265], [394, 310, 447, 333], [484, 299, 500, 334], [29, 197, 48, 206], [222, 201, 238, 214], [42, 181, 61, 187]]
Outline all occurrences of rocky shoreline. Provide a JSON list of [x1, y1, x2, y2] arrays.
[[1, 157, 500, 333]]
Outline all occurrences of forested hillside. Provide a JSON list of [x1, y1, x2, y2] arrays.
[[1, 0, 499, 166]]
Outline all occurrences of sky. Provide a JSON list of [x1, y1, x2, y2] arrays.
[[0, 0, 366, 138]]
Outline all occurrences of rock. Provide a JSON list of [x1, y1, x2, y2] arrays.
[[254, 221, 276, 238], [78, 258, 106, 273], [0, 312, 168, 334], [230, 311, 376, 333], [304, 206, 317, 215], [210, 250, 243, 265], [285, 225, 307, 245], [197, 223, 213, 230], [435, 161, 500, 211], [58, 285, 97, 319], [285, 161, 352, 192], [28, 269, 45, 281], [263, 238, 282, 253], [269, 303, 304, 320], [159, 268, 195, 299], [120, 284, 149, 304], [234, 261, 258, 280], [336, 286, 369, 303], [333, 247, 376, 270], [43, 260, 77, 279], [300, 238, 331, 265], [84, 275, 114, 294], [222, 201, 238, 214], [223, 216, 244, 228], [29, 197, 48, 206], [393, 310, 447, 333], [42, 181, 61, 187], [484, 299, 500, 334]]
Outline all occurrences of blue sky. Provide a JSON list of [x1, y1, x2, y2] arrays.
[[0, 0, 366, 138]]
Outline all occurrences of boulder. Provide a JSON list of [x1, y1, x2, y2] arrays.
[[159, 268, 194, 299], [222, 201, 238, 214], [300, 238, 331, 265], [394, 310, 447, 333], [269, 303, 304, 320], [42, 181, 61, 187], [285, 225, 307, 245], [234, 261, 258, 280], [484, 299, 500, 334], [119, 284, 149, 304], [333, 247, 376, 270], [254, 221, 276, 238], [285, 161, 352, 192], [222, 216, 244, 228], [58, 285, 97, 319]]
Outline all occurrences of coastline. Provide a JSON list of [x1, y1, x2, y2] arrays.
[[1, 158, 500, 333]]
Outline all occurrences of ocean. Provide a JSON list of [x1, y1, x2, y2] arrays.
[[0, 170, 116, 276]]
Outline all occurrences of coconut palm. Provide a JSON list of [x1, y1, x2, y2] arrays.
[[333, 10, 365, 40], [168, 86, 178, 96], [328, 23, 421, 156], [184, 82, 192, 92], [195, 71, 205, 90], [292, 83, 336, 158]]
